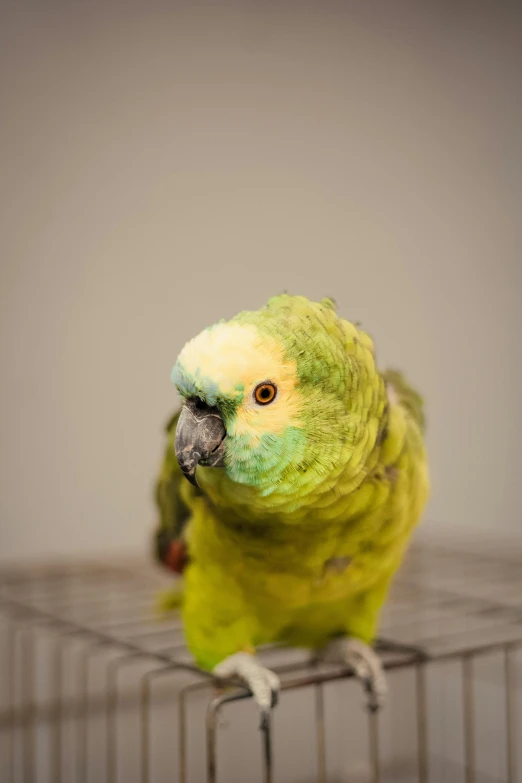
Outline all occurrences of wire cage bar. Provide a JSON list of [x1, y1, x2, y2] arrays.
[[0, 544, 521, 783]]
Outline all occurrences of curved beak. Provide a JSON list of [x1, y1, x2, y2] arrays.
[[174, 398, 226, 486]]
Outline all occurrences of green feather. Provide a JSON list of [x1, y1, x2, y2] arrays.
[[153, 294, 429, 670]]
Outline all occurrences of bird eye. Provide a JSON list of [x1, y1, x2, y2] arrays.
[[253, 382, 277, 405]]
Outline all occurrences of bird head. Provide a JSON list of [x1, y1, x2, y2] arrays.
[[171, 294, 384, 508]]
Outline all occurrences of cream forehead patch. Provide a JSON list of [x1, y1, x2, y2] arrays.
[[178, 322, 296, 396]]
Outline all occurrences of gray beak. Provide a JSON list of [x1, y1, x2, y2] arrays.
[[174, 398, 226, 486]]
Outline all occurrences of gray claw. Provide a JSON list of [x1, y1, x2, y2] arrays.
[[213, 652, 281, 731], [259, 707, 271, 731]]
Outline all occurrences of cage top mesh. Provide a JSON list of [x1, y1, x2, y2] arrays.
[[1, 542, 521, 783]]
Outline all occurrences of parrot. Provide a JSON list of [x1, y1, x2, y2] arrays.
[[153, 294, 429, 724]]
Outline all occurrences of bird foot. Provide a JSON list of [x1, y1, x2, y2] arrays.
[[316, 637, 387, 712], [213, 652, 280, 729]]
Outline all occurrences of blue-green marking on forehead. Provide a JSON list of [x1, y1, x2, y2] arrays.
[[171, 362, 244, 413]]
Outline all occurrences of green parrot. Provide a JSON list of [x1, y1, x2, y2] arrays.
[[154, 294, 429, 722]]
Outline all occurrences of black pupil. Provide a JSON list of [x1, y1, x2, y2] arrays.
[[260, 387, 271, 399]]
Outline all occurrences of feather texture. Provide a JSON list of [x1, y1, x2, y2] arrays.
[[153, 295, 429, 669]]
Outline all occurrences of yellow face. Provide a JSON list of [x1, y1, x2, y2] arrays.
[[176, 323, 302, 446]]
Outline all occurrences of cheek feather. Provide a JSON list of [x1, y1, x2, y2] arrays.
[[232, 378, 302, 441]]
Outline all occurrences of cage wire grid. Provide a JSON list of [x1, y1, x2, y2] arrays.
[[0, 543, 521, 783]]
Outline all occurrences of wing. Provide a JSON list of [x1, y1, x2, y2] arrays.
[[153, 409, 198, 574], [382, 368, 426, 434]]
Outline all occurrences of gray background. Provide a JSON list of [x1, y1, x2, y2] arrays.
[[1, 0, 521, 563]]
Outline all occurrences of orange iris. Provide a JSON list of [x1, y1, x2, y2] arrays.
[[254, 383, 277, 405]]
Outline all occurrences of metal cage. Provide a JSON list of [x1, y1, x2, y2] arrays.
[[1, 543, 520, 783]]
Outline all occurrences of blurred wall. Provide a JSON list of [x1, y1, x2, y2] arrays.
[[1, 0, 521, 562]]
